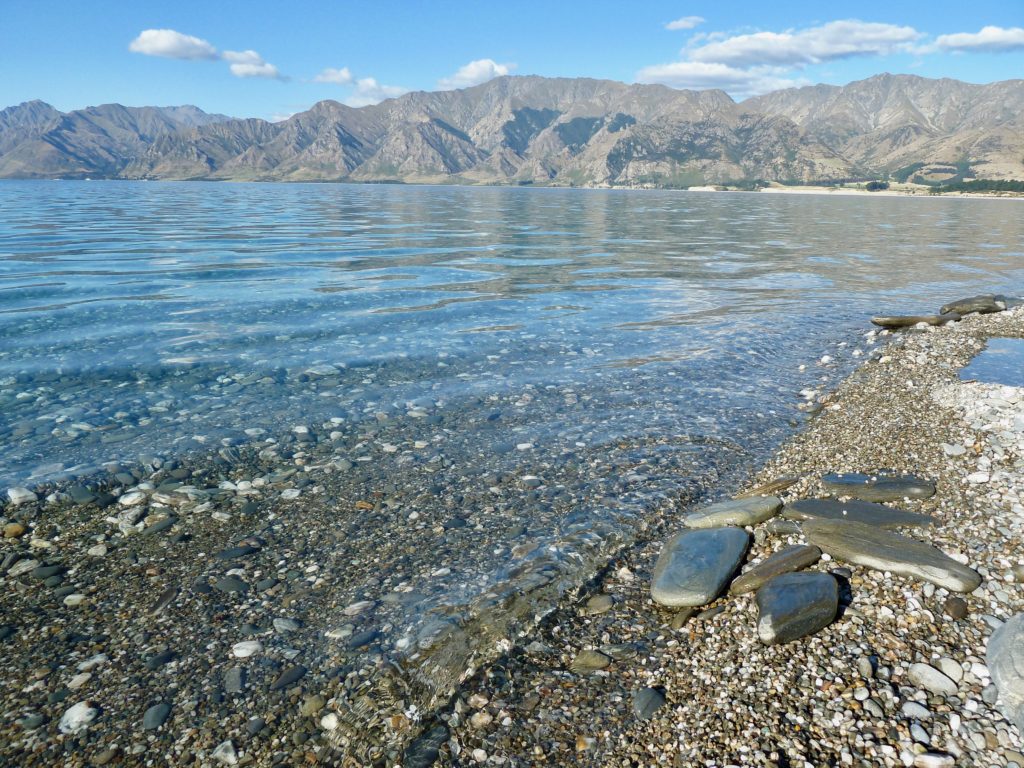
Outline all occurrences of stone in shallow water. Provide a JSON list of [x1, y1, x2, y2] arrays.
[[986, 612, 1024, 732], [871, 313, 960, 328], [940, 293, 1007, 316], [803, 519, 981, 593], [755, 571, 838, 644], [570, 649, 612, 674], [142, 702, 171, 730], [820, 472, 936, 502], [683, 496, 782, 529], [59, 701, 98, 734], [270, 665, 306, 690], [213, 576, 248, 593], [651, 527, 750, 607], [730, 544, 822, 595], [633, 687, 666, 719], [784, 498, 934, 528]]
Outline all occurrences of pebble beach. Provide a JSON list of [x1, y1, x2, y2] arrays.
[[438, 298, 1024, 767]]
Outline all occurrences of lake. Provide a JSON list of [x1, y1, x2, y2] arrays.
[[1, 182, 1022, 705]]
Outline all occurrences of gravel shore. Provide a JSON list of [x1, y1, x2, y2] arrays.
[[2, 301, 1022, 767], [442, 304, 1024, 767]]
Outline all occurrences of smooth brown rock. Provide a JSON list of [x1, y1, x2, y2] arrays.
[[871, 313, 960, 328]]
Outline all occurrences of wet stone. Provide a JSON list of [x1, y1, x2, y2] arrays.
[[582, 594, 613, 615], [783, 498, 935, 528], [225, 667, 246, 694], [755, 571, 838, 645], [149, 586, 179, 615], [651, 527, 750, 608], [215, 545, 259, 560], [144, 649, 174, 670], [142, 517, 176, 536], [270, 665, 307, 690], [142, 702, 171, 730], [31, 564, 66, 580], [633, 687, 666, 720], [803, 519, 981, 592], [819, 472, 936, 502], [214, 576, 249, 594], [570, 649, 612, 674], [404, 725, 450, 768], [683, 495, 782, 529], [730, 544, 822, 595]]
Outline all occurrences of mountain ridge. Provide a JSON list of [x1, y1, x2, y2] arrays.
[[1, 74, 1021, 186]]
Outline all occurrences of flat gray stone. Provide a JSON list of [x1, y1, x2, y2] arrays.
[[224, 667, 246, 694], [908, 663, 958, 696], [940, 294, 1007, 316], [730, 544, 822, 595], [270, 665, 307, 691], [651, 527, 750, 607], [987, 612, 1024, 733], [803, 519, 981, 593], [142, 702, 170, 730], [755, 572, 838, 644], [683, 496, 782, 529], [871, 313, 960, 328], [820, 472, 936, 502], [633, 687, 666, 719], [213, 576, 249, 594], [784, 498, 935, 528]]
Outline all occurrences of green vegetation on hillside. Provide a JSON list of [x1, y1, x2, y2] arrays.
[[932, 179, 1024, 193]]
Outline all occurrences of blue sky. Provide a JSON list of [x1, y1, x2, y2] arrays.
[[2, 1, 1022, 120]]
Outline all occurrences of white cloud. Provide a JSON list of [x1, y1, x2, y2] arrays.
[[935, 26, 1024, 52], [687, 20, 922, 67], [314, 66, 353, 84], [438, 59, 515, 89], [129, 29, 218, 60], [223, 50, 282, 79], [637, 61, 805, 97], [666, 16, 704, 31], [345, 77, 408, 107]]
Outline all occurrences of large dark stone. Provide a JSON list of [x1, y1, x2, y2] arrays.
[[940, 294, 1007, 316], [819, 472, 936, 502], [803, 519, 981, 592], [651, 527, 750, 607], [783, 498, 934, 528], [755, 571, 838, 644]]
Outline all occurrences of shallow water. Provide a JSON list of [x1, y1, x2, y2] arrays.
[[2, 182, 1022, 490], [960, 337, 1024, 387], [3, 182, 1024, 732]]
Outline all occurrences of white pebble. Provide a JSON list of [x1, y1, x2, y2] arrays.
[[231, 640, 262, 658]]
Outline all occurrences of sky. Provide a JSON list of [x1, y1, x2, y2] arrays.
[[2, 1, 1023, 120]]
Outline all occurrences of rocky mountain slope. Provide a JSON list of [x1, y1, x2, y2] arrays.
[[1, 74, 1021, 185]]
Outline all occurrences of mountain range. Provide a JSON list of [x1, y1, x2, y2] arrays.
[[1, 74, 1021, 186]]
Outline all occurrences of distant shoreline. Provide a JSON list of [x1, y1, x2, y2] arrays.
[[4, 177, 1023, 200]]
